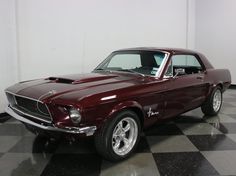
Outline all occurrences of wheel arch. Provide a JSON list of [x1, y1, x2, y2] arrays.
[[209, 82, 223, 95], [107, 101, 145, 129], [217, 83, 223, 90]]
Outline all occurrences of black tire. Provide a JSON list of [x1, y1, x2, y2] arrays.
[[94, 110, 141, 161], [201, 86, 222, 116]]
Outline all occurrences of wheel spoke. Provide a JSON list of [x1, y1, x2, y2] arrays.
[[114, 122, 122, 136], [123, 123, 130, 132], [123, 137, 129, 146], [119, 121, 123, 127], [117, 121, 123, 131], [113, 127, 119, 136], [113, 133, 118, 138], [113, 138, 121, 150]]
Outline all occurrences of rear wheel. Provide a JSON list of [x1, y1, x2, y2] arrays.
[[94, 110, 141, 161], [201, 86, 222, 116]]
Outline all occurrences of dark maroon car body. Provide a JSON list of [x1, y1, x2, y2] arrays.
[[5, 48, 231, 138]]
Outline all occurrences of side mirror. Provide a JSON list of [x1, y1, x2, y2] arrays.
[[173, 68, 185, 78]]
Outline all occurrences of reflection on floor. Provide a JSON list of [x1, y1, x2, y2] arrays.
[[1, 89, 236, 176]]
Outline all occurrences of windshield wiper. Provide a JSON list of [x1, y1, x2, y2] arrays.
[[117, 69, 145, 77]]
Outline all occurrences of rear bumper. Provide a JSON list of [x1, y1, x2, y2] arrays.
[[5, 106, 97, 136]]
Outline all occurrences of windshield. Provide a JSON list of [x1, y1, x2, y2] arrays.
[[95, 51, 167, 76]]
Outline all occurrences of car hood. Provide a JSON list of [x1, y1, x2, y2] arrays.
[[6, 72, 144, 105]]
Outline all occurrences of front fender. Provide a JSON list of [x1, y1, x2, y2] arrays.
[[81, 100, 144, 131], [107, 100, 144, 120]]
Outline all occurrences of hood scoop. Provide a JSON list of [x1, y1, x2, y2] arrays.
[[48, 77, 74, 84], [47, 74, 118, 84]]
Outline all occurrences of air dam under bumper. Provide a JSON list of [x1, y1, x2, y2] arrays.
[[5, 106, 97, 136]]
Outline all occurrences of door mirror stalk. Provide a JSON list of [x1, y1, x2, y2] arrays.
[[173, 68, 185, 79]]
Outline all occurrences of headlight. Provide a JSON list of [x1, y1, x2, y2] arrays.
[[69, 108, 82, 124]]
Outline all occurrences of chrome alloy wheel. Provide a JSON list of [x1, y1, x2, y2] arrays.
[[213, 89, 222, 112], [112, 117, 138, 156]]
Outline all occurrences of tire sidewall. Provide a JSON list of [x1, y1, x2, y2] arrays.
[[105, 110, 141, 161]]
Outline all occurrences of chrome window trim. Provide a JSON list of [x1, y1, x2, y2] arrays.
[[155, 52, 170, 78]]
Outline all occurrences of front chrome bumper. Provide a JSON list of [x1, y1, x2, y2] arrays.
[[5, 106, 97, 136]]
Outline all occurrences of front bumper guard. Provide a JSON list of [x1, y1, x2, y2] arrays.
[[5, 106, 97, 136]]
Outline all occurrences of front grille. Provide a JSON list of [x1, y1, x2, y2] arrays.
[[6, 92, 51, 122]]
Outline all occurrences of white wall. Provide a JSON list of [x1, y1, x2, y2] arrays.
[[195, 0, 236, 84], [16, 0, 191, 81], [0, 0, 195, 113], [0, 0, 18, 113], [2, 0, 236, 114]]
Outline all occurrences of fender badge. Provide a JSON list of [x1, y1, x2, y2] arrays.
[[147, 107, 159, 117]]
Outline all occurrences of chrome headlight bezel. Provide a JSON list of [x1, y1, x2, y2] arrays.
[[69, 108, 82, 124]]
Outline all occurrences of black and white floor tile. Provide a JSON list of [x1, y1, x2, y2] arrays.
[[0, 89, 236, 176]]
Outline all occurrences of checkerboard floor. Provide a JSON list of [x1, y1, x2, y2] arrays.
[[1, 89, 236, 176]]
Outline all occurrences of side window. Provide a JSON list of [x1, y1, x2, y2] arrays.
[[165, 55, 203, 77]]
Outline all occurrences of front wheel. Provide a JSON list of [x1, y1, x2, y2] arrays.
[[201, 86, 222, 116], [94, 110, 141, 161]]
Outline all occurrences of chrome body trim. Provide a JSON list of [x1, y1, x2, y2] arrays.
[[5, 106, 97, 136], [155, 52, 170, 78]]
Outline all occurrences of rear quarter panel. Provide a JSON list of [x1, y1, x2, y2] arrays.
[[205, 68, 231, 94]]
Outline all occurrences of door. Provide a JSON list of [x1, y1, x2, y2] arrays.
[[163, 54, 208, 119]]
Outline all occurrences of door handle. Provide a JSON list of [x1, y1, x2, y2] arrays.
[[196, 76, 203, 80]]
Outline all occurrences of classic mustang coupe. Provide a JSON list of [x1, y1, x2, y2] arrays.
[[5, 48, 231, 161]]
